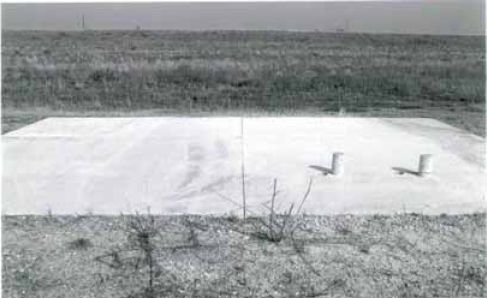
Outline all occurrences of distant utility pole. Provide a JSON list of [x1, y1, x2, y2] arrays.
[[82, 14, 85, 30], [336, 18, 350, 34]]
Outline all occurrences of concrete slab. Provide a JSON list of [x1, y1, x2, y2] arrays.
[[2, 117, 486, 215]]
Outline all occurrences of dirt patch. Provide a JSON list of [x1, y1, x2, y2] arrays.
[[2, 213, 486, 297]]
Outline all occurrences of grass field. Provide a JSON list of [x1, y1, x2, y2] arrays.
[[2, 213, 486, 297], [1, 30, 485, 135]]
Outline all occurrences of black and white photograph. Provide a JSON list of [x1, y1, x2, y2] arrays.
[[1, 1, 486, 297]]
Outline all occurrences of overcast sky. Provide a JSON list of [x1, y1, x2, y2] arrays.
[[1, 1, 484, 35]]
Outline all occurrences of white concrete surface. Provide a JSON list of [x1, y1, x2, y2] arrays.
[[2, 117, 486, 215]]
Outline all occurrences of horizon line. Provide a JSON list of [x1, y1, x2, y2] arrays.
[[1, 28, 484, 37]]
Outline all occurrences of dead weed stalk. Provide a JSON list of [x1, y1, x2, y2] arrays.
[[253, 178, 313, 243]]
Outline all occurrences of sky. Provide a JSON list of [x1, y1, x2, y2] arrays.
[[1, 1, 484, 35]]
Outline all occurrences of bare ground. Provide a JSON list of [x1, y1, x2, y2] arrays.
[[2, 213, 486, 297]]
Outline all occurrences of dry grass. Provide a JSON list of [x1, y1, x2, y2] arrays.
[[2, 30, 485, 136], [2, 213, 486, 297]]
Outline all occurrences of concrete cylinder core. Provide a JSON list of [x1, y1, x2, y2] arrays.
[[332, 152, 345, 176], [418, 154, 433, 176]]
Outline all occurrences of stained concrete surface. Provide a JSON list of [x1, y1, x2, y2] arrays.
[[2, 117, 486, 215]]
